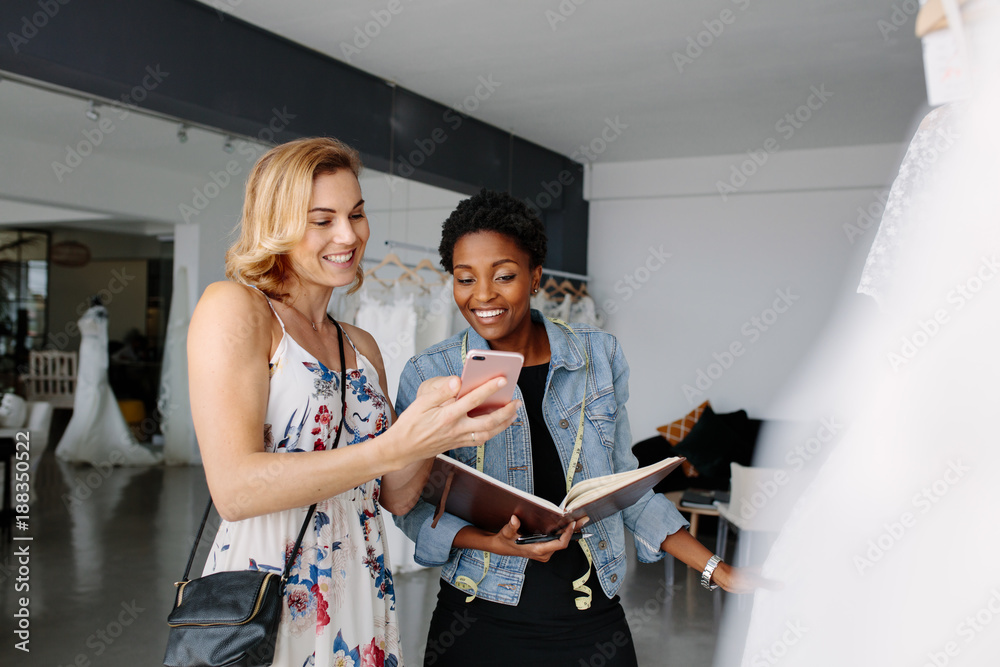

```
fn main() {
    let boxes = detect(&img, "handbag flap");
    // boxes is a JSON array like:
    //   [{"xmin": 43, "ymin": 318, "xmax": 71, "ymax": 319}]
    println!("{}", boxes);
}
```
[{"xmin": 168, "ymin": 571, "xmax": 278, "ymax": 626}]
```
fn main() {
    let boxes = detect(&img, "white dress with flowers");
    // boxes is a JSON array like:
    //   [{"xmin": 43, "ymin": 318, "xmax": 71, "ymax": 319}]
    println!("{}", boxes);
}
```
[{"xmin": 202, "ymin": 301, "xmax": 401, "ymax": 667}]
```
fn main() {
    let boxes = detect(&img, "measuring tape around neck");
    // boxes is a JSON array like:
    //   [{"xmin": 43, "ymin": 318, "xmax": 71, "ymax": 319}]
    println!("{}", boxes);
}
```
[{"xmin": 454, "ymin": 318, "xmax": 594, "ymax": 609}]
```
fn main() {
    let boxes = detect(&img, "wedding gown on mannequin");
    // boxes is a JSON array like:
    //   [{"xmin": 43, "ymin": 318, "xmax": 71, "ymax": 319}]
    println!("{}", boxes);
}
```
[
  {"xmin": 718, "ymin": 15, "xmax": 1000, "ymax": 667},
  {"xmin": 55, "ymin": 305, "xmax": 162, "ymax": 466}
]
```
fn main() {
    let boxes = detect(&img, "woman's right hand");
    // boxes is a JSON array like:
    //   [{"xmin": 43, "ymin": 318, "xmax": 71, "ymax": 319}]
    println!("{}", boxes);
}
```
[
  {"xmin": 385, "ymin": 375, "xmax": 520, "ymax": 468},
  {"xmin": 454, "ymin": 516, "xmax": 579, "ymax": 562}
]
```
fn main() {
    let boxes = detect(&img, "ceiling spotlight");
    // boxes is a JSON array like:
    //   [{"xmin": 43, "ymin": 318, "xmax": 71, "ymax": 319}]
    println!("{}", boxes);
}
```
[
  {"xmin": 177, "ymin": 124, "xmax": 189, "ymax": 143},
  {"xmin": 85, "ymin": 100, "xmax": 100, "ymax": 121},
  {"xmin": 222, "ymin": 135, "xmax": 235, "ymax": 153}
]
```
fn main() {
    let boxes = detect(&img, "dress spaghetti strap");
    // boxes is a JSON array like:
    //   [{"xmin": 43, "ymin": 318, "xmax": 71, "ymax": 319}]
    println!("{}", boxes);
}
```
[{"xmin": 246, "ymin": 284, "xmax": 286, "ymax": 331}]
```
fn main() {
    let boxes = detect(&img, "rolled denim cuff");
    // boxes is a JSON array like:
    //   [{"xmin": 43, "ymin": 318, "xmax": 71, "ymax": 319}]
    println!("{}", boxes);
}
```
[
  {"xmin": 630, "ymin": 492, "xmax": 690, "ymax": 563},
  {"xmin": 413, "ymin": 511, "xmax": 471, "ymax": 568}
]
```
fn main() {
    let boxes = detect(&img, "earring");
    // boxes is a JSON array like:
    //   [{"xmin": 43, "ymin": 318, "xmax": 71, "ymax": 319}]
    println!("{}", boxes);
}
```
[{"xmin": 532, "ymin": 288, "xmax": 539, "ymax": 294}]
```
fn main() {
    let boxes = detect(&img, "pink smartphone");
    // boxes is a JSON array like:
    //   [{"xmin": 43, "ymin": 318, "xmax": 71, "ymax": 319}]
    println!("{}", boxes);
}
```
[{"xmin": 457, "ymin": 349, "xmax": 524, "ymax": 418}]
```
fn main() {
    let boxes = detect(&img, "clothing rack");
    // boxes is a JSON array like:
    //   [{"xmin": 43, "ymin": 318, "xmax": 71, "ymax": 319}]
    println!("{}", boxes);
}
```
[{"xmin": 384, "ymin": 240, "xmax": 590, "ymax": 283}]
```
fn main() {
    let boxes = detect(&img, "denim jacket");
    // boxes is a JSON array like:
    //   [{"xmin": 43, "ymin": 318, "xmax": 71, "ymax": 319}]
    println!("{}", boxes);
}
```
[{"xmin": 392, "ymin": 310, "xmax": 688, "ymax": 606}]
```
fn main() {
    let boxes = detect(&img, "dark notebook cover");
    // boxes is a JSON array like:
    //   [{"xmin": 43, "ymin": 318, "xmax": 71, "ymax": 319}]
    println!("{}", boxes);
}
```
[{"xmin": 421, "ymin": 454, "xmax": 685, "ymax": 535}]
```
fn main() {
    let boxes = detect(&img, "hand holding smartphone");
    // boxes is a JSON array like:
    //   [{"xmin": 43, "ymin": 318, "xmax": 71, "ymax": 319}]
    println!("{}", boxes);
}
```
[{"xmin": 456, "ymin": 349, "xmax": 524, "ymax": 417}]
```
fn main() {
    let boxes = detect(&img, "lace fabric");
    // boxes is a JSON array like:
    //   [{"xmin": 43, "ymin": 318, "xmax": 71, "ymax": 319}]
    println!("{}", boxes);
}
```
[{"xmin": 857, "ymin": 104, "xmax": 962, "ymax": 309}]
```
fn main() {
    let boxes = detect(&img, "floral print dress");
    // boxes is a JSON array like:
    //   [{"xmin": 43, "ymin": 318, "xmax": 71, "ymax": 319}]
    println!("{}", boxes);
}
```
[{"xmin": 203, "ymin": 300, "xmax": 401, "ymax": 667}]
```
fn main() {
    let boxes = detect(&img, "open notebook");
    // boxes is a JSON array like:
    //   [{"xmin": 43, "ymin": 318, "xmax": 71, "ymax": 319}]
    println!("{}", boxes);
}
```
[{"xmin": 421, "ymin": 454, "xmax": 685, "ymax": 536}]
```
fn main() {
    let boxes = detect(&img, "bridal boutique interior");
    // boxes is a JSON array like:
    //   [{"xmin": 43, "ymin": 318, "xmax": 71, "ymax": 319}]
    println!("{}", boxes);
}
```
[{"xmin": 2, "ymin": 1, "xmax": 997, "ymax": 665}]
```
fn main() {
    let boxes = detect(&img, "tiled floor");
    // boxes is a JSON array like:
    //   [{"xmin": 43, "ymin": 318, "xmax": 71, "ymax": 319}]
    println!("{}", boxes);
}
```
[{"xmin": 1, "ymin": 435, "xmax": 750, "ymax": 666}]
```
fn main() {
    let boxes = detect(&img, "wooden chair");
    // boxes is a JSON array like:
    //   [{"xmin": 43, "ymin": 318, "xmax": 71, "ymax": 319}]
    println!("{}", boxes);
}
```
[{"xmin": 20, "ymin": 351, "xmax": 78, "ymax": 409}]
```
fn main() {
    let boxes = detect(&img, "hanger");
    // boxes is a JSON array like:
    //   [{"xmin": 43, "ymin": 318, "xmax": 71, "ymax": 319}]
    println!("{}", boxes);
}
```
[
  {"xmin": 413, "ymin": 258, "xmax": 449, "ymax": 285},
  {"xmin": 916, "ymin": 0, "xmax": 972, "ymax": 37},
  {"xmin": 364, "ymin": 252, "xmax": 422, "ymax": 289}
]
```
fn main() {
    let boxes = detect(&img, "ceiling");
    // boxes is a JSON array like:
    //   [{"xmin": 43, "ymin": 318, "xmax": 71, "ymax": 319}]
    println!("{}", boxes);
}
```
[
  {"xmin": 1, "ymin": 1, "xmax": 930, "ymax": 233},
  {"xmin": 194, "ymin": 0, "xmax": 929, "ymax": 162}
]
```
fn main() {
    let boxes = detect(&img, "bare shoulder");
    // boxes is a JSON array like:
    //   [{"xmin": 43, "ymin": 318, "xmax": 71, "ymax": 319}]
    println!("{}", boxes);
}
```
[{"xmin": 191, "ymin": 281, "xmax": 273, "ymax": 349}]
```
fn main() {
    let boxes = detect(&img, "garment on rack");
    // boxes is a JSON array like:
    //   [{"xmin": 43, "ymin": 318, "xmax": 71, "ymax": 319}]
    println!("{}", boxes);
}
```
[
  {"xmin": 159, "ymin": 266, "xmax": 198, "ymax": 465},
  {"xmin": 414, "ymin": 281, "xmax": 458, "ymax": 356},
  {"xmin": 55, "ymin": 305, "xmax": 162, "ymax": 466},
  {"xmin": 570, "ymin": 294, "xmax": 604, "ymax": 328},
  {"xmin": 354, "ymin": 286, "xmax": 417, "ymax": 405},
  {"xmin": 355, "ymin": 279, "xmax": 457, "ymax": 575}
]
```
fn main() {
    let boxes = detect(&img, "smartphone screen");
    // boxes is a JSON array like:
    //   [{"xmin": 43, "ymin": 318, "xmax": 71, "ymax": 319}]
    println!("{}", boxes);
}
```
[{"xmin": 456, "ymin": 349, "xmax": 524, "ymax": 417}]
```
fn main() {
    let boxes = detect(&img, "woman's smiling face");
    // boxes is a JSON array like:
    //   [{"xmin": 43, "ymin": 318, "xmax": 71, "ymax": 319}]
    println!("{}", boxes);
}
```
[{"xmin": 452, "ymin": 231, "xmax": 542, "ymax": 345}]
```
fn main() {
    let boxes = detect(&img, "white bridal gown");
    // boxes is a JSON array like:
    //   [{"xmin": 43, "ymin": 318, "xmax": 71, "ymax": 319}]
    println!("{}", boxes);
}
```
[
  {"xmin": 55, "ymin": 305, "xmax": 161, "ymax": 466},
  {"xmin": 719, "ymin": 16, "xmax": 1000, "ymax": 667}
]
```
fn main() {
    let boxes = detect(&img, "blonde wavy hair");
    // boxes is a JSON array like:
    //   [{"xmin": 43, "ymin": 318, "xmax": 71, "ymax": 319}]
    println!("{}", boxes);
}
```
[{"xmin": 225, "ymin": 136, "xmax": 365, "ymax": 297}]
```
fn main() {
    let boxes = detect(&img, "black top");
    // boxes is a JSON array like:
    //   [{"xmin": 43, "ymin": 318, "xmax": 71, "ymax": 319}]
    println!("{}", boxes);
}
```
[{"xmin": 438, "ymin": 362, "xmax": 616, "ymax": 618}]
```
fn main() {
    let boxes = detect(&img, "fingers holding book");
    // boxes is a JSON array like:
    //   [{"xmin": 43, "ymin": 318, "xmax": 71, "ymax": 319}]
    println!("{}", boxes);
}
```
[{"xmin": 493, "ymin": 515, "xmax": 582, "ymax": 562}]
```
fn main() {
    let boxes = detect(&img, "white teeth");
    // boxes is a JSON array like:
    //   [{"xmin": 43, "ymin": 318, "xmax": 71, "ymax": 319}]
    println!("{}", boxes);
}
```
[
  {"xmin": 475, "ymin": 309, "xmax": 504, "ymax": 318},
  {"xmin": 324, "ymin": 251, "xmax": 353, "ymax": 263}
]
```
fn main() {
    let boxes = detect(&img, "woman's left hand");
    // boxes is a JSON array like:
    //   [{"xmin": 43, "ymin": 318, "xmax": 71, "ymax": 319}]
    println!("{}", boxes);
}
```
[{"xmin": 711, "ymin": 562, "xmax": 783, "ymax": 594}]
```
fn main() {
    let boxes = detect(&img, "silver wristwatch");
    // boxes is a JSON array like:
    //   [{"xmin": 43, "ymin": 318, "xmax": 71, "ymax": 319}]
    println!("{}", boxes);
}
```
[{"xmin": 700, "ymin": 554, "xmax": 723, "ymax": 591}]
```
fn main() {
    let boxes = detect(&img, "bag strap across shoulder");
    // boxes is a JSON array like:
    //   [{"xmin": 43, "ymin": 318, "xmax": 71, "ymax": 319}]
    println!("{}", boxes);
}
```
[{"xmin": 181, "ymin": 316, "xmax": 349, "ymax": 584}]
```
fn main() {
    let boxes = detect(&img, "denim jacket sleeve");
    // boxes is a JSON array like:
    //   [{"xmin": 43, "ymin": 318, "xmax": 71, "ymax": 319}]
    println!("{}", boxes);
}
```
[
  {"xmin": 391, "ymin": 356, "xmax": 472, "ymax": 567},
  {"xmin": 612, "ymin": 338, "xmax": 690, "ymax": 562}
]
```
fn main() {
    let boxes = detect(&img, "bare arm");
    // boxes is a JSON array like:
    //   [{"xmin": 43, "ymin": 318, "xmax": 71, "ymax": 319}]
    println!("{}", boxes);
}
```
[
  {"xmin": 661, "ymin": 528, "xmax": 779, "ymax": 594},
  {"xmin": 188, "ymin": 282, "xmax": 519, "ymax": 522}
]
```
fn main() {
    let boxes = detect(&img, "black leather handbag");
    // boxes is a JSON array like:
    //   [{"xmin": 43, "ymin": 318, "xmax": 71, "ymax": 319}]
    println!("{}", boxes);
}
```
[{"xmin": 164, "ymin": 318, "xmax": 348, "ymax": 667}]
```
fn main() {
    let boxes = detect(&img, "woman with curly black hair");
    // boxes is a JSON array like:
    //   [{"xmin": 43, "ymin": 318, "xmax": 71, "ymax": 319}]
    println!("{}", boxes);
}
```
[{"xmin": 394, "ymin": 189, "xmax": 767, "ymax": 666}]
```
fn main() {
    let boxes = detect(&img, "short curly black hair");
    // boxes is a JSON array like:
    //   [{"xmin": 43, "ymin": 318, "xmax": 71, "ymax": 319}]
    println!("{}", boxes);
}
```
[{"xmin": 438, "ymin": 189, "xmax": 547, "ymax": 273}]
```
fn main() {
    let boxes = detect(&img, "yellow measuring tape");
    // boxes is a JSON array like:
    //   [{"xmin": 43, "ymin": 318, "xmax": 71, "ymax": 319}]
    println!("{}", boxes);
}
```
[{"xmin": 454, "ymin": 319, "xmax": 594, "ymax": 610}]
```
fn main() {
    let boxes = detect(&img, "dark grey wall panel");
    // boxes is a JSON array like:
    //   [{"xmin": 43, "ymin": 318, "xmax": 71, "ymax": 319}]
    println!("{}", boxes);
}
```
[
  {"xmin": 0, "ymin": 0, "xmax": 587, "ymax": 274},
  {"xmin": 391, "ymin": 87, "xmax": 509, "ymax": 196}
]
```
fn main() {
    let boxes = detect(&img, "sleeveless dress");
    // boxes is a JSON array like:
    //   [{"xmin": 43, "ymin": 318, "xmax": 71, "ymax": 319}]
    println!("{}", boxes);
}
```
[{"xmin": 202, "ymin": 298, "xmax": 402, "ymax": 667}]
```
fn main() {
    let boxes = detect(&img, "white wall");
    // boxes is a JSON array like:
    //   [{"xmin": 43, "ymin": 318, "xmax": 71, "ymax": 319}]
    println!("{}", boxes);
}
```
[{"xmin": 586, "ymin": 143, "xmax": 907, "ymax": 440}]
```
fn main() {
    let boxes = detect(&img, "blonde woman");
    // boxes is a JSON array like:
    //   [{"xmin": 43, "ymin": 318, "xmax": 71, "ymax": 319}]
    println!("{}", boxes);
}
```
[{"xmin": 187, "ymin": 137, "xmax": 518, "ymax": 666}]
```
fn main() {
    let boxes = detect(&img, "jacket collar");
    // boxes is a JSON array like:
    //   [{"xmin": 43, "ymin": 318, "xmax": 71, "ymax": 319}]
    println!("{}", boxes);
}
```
[{"xmin": 463, "ymin": 309, "xmax": 585, "ymax": 372}]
